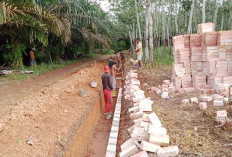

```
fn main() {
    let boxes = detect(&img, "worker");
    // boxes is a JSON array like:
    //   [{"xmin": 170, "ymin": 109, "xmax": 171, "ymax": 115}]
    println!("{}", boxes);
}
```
[
  {"xmin": 102, "ymin": 66, "xmax": 113, "ymax": 119},
  {"xmin": 29, "ymin": 48, "xmax": 37, "ymax": 67},
  {"xmin": 111, "ymin": 62, "xmax": 119, "ymax": 97},
  {"xmin": 115, "ymin": 52, "xmax": 121, "ymax": 69},
  {"xmin": 134, "ymin": 38, "xmax": 143, "ymax": 69},
  {"xmin": 108, "ymin": 56, "xmax": 114, "ymax": 68}
]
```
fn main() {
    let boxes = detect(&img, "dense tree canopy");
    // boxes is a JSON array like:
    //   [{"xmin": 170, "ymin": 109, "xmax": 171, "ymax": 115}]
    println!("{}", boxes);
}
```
[{"xmin": 0, "ymin": 0, "xmax": 231, "ymax": 68}]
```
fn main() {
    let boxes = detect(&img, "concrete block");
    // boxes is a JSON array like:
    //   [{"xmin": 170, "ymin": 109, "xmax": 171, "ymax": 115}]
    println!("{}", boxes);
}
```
[
  {"xmin": 121, "ymin": 138, "xmax": 134, "ymax": 151},
  {"xmin": 130, "ymin": 112, "xmax": 143, "ymax": 120},
  {"xmin": 140, "ymin": 121, "xmax": 150, "ymax": 131},
  {"xmin": 200, "ymin": 95, "xmax": 213, "ymax": 102},
  {"xmin": 216, "ymin": 110, "xmax": 227, "ymax": 124},
  {"xmin": 161, "ymin": 92, "xmax": 169, "ymax": 99},
  {"xmin": 157, "ymin": 145, "xmax": 179, "ymax": 157},
  {"xmin": 142, "ymin": 114, "xmax": 150, "ymax": 122},
  {"xmin": 156, "ymin": 90, "xmax": 162, "ymax": 95},
  {"xmin": 213, "ymin": 100, "xmax": 224, "ymax": 106},
  {"xmin": 149, "ymin": 133, "xmax": 169, "ymax": 146},
  {"xmin": 139, "ymin": 98, "xmax": 153, "ymax": 112},
  {"xmin": 131, "ymin": 151, "xmax": 148, "ymax": 157},
  {"xmin": 190, "ymin": 97, "xmax": 198, "ymax": 104},
  {"xmin": 148, "ymin": 113, "xmax": 162, "ymax": 127},
  {"xmin": 119, "ymin": 144, "xmax": 138, "ymax": 157},
  {"xmin": 131, "ymin": 132, "xmax": 150, "ymax": 142},
  {"xmin": 141, "ymin": 141, "xmax": 161, "ymax": 153},
  {"xmin": 181, "ymin": 99, "xmax": 190, "ymax": 104},
  {"xmin": 133, "ymin": 118, "xmax": 143, "ymax": 124},
  {"xmin": 128, "ymin": 106, "xmax": 139, "ymax": 113},
  {"xmin": 199, "ymin": 102, "xmax": 207, "ymax": 110},
  {"xmin": 148, "ymin": 124, "xmax": 167, "ymax": 135},
  {"xmin": 128, "ymin": 123, "xmax": 140, "ymax": 133},
  {"xmin": 132, "ymin": 127, "xmax": 145, "ymax": 134}
]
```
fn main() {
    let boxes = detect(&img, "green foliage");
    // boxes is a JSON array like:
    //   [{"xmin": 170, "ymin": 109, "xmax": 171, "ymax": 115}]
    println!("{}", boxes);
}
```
[
  {"xmin": 154, "ymin": 46, "xmax": 173, "ymax": 66},
  {"xmin": 3, "ymin": 60, "xmax": 79, "ymax": 80},
  {"xmin": 4, "ymin": 44, "xmax": 26, "ymax": 69}
]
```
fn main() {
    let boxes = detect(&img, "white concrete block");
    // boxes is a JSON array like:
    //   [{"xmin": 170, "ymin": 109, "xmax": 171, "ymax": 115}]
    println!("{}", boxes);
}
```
[
  {"xmin": 161, "ymin": 92, "xmax": 169, "ymax": 99},
  {"xmin": 142, "ymin": 114, "xmax": 150, "ymax": 122},
  {"xmin": 130, "ymin": 151, "xmax": 148, "ymax": 157},
  {"xmin": 120, "ymin": 144, "xmax": 139, "ymax": 157},
  {"xmin": 141, "ymin": 141, "xmax": 161, "ymax": 153},
  {"xmin": 139, "ymin": 98, "xmax": 153, "ymax": 112},
  {"xmin": 148, "ymin": 124, "xmax": 167, "ymax": 135},
  {"xmin": 130, "ymin": 112, "xmax": 143, "ymax": 120},
  {"xmin": 213, "ymin": 100, "xmax": 224, "ymax": 106},
  {"xmin": 190, "ymin": 97, "xmax": 198, "ymax": 104},
  {"xmin": 148, "ymin": 113, "xmax": 162, "ymax": 127},
  {"xmin": 131, "ymin": 132, "xmax": 149, "ymax": 142},
  {"xmin": 132, "ymin": 127, "xmax": 145, "ymax": 134},
  {"xmin": 149, "ymin": 133, "xmax": 169, "ymax": 146},
  {"xmin": 121, "ymin": 138, "xmax": 134, "ymax": 151},
  {"xmin": 128, "ymin": 106, "xmax": 139, "ymax": 113},
  {"xmin": 157, "ymin": 145, "xmax": 179, "ymax": 157},
  {"xmin": 133, "ymin": 118, "xmax": 143, "ymax": 124},
  {"xmin": 140, "ymin": 121, "xmax": 150, "ymax": 131},
  {"xmin": 181, "ymin": 99, "xmax": 190, "ymax": 104}
]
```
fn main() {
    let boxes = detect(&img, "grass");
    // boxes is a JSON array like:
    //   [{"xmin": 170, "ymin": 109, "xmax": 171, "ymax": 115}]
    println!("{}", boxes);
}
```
[
  {"xmin": 1, "ymin": 60, "xmax": 80, "ymax": 80},
  {"xmin": 154, "ymin": 46, "xmax": 173, "ymax": 66}
]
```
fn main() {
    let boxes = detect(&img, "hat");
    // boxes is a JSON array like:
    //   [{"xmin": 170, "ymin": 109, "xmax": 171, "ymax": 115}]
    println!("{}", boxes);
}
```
[
  {"xmin": 32, "ymin": 48, "xmax": 36, "ymax": 50},
  {"xmin": 104, "ymin": 66, "xmax": 110, "ymax": 72}
]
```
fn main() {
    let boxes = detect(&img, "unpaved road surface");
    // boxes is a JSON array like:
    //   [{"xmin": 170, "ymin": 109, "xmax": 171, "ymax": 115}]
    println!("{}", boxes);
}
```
[
  {"xmin": 0, "ymin": 55, "xmax": 110, "ymax": 115},
  {"xmin": 0, "ymin": 55, "xmax": 111, "ymax": 156}
]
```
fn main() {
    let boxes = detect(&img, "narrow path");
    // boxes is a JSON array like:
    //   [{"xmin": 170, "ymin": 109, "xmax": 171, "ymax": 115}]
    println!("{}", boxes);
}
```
[
  {"xmin": 85, "ymin": 98, "xmax": 116, "ymax": 157},
  {"xmin": 0, "ymin": 55, "xmax": 110, "ymax": 115}
]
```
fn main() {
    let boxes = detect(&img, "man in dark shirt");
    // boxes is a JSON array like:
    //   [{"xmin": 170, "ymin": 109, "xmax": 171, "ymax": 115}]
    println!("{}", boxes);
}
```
[
  {"xmin": 108, "ymin": 56, "xmax": 114, "ymax": 68},
  {"xmin": 102, "ymin": 66, "xmax": 113, "ymax": 119}
]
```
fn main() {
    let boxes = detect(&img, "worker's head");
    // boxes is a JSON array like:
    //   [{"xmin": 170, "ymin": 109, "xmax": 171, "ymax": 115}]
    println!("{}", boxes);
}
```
[
  {"xmin": 104, "ymin": 66, "xmax": 110, "ymax": 73},
  {"xmin": 32, "ymin": 48, "xmax": 36, "ymax": 51},
  {"xmin": 136, "ymin": 38, "xmax": 140, "ymax": 43},
  {"xmin": 110, "ymin": 56, "xmax": 113, "ymax": 59}
]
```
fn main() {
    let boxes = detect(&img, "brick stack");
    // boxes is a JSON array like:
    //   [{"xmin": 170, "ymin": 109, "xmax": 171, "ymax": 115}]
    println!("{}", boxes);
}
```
[
  {"xmin": 172, "ymin": 23, "xmax": 232, "ymax": 94},
  {"xmin": 121, "ymin": 70, "xmax": 179, "ymax": 157}
]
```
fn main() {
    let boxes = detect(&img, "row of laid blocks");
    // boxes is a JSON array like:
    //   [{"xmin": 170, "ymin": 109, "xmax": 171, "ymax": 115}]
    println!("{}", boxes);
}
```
[{"xmin": 106, "ymin": 88, "xmax": 123, "ymax": 157}]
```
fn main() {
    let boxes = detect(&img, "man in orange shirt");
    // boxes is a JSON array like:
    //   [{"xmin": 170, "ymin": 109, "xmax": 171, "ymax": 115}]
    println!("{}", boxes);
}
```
[
  {"xmin": 29, "ymin": 48, "xmax": 37, "ymax": 67},
  {"xmin": 134, "ymin": 38, "xmax": 143, "ymax": 69}
]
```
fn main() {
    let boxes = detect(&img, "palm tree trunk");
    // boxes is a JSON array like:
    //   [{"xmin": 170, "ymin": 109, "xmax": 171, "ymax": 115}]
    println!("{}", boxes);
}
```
[
  {"xmin": 187, "ymin": 0, "xmax": 195, "ymax": 34},
  {"xmin": 202, "ymin": 0, "xmax": 206, "ymax": 23},
  {"xmin": 213, "ymin": 0, "xmax": 219, "ymax": 30},
  {"xmin": 135, "ymin": 0, "xmax": 142, "ymax": 40}
]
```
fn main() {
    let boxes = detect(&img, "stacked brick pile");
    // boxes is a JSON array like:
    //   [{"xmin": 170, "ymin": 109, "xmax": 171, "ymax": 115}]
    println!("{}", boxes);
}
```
[
  {"xmin": 121, "ymin": 70, "xmax": 179, "ymax": 157},
  {"xmin": 172, "ymin": 23, "xmax": 232, "ymax": 95}
]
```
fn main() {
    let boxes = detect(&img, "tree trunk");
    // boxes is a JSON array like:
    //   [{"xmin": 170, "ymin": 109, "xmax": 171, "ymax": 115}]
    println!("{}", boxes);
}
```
[
  {"xmin": 145, "ymin": 9, "xmax": 149, "ymax": 62},
  {"xmin": 202, "ymin": 0, "xmax": 206, "ymax": 23},
  {"xmin": 175, "ymin": 1, "xmax": 179, "ymax": 35},
  {"xmin": 135, "ymin": 0, "xmax": 142, "ymax": 40},
  {"xmin": 146, "ymin": 0, "xmax": 154, "ymax": 63},
  {"xmin": 187, "ymin": 0, "xmax": 195, "ymax": 34},
  {"xmin": 213, "ymin": 0, "xmax": 219, "ymax": 30},
  {"xmin": 129, "ymin": 31, "xmax": 135, "ymax": 54},
  {"xmin": 221, "ymin": 14, "xmax": 224, "ymax": 30},
  {"xmin": 162, "ymin": 7, "xmax": 166, "ymax": 45}
]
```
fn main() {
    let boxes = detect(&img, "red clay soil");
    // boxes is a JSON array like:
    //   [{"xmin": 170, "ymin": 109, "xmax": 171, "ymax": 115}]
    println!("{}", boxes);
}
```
[
  {"xmin": 0, "ymin": 56, "xmax": 111, "ymax": 156},
  {"xmin": 85, "ymin": 98, "xmax": 116, "ymax": 157},
  {"xmin": 0, "ymin": 55, "xmax": 110, "ymax": 115}
]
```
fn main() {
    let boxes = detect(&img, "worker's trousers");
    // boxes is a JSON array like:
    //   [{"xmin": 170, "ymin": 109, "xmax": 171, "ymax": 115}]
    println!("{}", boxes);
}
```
[{"xmin": 103, "ymin": 89, "xmax": 113, "ymax": 113}]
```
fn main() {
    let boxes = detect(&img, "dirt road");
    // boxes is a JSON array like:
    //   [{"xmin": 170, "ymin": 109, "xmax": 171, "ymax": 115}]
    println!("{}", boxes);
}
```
[{"xmin": 0, "ymin": 55, "xmax": 110, "ymax": 115}]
